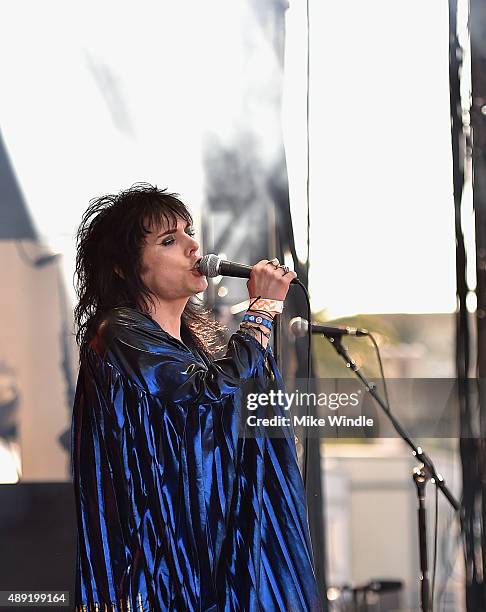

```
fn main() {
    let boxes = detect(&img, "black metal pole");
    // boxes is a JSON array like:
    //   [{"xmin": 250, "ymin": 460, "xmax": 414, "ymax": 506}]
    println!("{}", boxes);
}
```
[{"xmin": 413, "ymin": 466, "xmax": 431, "ymax": 612}]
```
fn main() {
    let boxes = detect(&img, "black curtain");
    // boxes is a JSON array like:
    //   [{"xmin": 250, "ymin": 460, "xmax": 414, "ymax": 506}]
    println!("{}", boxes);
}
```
[{"xmin": 453, "ymin": 0, "xmax": 486, "ymax": 608}]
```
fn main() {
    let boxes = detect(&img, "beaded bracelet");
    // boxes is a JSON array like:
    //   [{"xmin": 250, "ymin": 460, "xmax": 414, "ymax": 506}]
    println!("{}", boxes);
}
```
[
  {"xmin": 246, "ymin": 308, "xmax": 276, "ymax": 321},
  {"xmin": 242, "ymin": 313, "xmax": 273, "ymax": 330}
]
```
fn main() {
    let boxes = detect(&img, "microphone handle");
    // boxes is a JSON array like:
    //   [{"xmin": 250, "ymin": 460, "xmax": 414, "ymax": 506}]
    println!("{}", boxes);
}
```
[
  {"xmin": 219, "ymin": 260, "xmax": 299, "ymax": 284},
  {"xmin": 219, "ymin": 260, "xmax": 253, "ymax": 279},
  {"xmin": 313, "ymin": 324, "xmax": 368, "ymax": 337}
]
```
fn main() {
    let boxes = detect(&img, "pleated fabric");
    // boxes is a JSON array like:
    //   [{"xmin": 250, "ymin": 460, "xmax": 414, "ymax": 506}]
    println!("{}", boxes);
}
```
[{"xmin": 71, "ymin": 307, "xmax": 322, "ymax": 611}]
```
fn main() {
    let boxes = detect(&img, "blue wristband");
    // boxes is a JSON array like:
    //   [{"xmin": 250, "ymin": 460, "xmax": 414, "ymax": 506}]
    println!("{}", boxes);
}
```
[{"xmin": 242, "ymin": 313, "xmax": 273, "ymax": 330}]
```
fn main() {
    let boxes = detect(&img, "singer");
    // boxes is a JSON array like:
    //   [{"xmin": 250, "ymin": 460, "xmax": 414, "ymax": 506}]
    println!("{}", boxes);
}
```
[{"xmin": 71, "ymin": 183, "xmax": 322, "ymax": 611}]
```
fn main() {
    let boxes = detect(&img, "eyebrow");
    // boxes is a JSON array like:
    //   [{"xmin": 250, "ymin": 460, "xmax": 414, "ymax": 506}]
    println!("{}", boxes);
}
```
[{"xmin": 156, "ymin": 222, "xmax": 191, "ymax": 239}]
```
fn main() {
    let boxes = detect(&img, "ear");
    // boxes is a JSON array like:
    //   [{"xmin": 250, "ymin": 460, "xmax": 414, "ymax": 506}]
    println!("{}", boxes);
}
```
[{"xmin": 114, "ymin": 266, "xmax": 125, "ymax": 279}]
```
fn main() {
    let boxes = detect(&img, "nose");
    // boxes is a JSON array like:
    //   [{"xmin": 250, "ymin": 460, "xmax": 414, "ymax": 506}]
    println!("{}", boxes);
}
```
[{"xmin": 186, "ymin": 234, "xmax": 200, "ymax": 257}]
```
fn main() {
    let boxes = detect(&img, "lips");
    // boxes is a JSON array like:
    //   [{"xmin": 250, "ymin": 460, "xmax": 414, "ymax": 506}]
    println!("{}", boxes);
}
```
[{"xmin": 191, "ymin": 258, "xmax": 203, "ymax": 271}]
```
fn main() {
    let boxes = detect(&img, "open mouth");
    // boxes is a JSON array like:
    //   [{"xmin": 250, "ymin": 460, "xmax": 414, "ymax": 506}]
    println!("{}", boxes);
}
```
[{"xmin": 191, "ymin": 258, "xmax": 203, "ymax": 271}]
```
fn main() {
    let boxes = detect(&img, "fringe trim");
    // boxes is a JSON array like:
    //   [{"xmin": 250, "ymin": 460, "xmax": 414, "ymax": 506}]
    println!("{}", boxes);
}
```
[{"xmin": 75, "ymin": 593, "xmax": 146, "ymax": 612}]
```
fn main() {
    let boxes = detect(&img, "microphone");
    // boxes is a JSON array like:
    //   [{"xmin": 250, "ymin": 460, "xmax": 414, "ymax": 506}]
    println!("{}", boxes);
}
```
[
  {"xmin": 289, "ymin": 317, "xmax": 369, "ymax": 338},
  {"xmin": 197, "ymin": 253, "xmax": 299, "ymax": 284}
]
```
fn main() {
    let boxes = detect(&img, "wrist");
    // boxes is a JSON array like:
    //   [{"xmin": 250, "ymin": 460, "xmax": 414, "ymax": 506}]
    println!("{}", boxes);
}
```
[
  {"xmin": 239, "ymin": 324, "xmax": 270, "ymax": 348},
  {"xmin": 242, "ymin": 312, "xmax": 273, "ymax": 330},
  {"xmin": 248, "ymin": 297, "xmax": 284, "ymax": 315},
  {"xmin": 239, "ymin": 309, "xmax": 273, "ymax": 348}
]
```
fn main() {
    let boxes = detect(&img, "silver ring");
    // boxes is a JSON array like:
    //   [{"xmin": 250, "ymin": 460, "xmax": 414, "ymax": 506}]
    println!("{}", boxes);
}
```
[{"xmin": 279, "ymin": 265, "xmax": 290, "ymax": 274}]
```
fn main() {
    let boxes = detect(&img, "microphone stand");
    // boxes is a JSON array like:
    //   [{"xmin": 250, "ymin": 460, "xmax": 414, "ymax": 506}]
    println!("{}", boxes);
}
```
[{"xmin": 324, "ymin": 335, "xmax": 460, "ymax": 612}]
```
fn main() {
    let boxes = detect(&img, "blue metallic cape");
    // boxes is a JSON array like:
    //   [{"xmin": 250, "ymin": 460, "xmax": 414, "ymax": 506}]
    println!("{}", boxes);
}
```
[{"xmin": 72, "ymin": 307, "xmax": 322, "ymax": 611}]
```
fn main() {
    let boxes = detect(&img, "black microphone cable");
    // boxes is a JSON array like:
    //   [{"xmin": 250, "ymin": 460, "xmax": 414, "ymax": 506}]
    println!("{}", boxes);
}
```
[
  {"xmin": 293, "ymin": 279, "xmax": 312, "ymax": 491},
  {"xmin": 367, "ymin": 331, "xmax": 391, "ymax": 412}
]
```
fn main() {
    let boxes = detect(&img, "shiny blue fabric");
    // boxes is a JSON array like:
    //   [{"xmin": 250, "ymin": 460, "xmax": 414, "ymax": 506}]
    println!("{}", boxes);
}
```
[{"xmin": 71, "ymin": 307, "xmax": 322, "ymax": 611}]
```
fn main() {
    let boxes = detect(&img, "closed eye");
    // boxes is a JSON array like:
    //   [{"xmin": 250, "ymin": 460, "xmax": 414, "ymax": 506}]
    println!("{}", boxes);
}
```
[{"xmin": 160, "ymin": 226, "xmax": 196, "ymax": 246}]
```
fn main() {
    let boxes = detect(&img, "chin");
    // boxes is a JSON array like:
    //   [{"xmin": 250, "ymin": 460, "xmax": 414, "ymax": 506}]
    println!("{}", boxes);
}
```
[{"xmin": 189, "ymin": 278, "xmax": 208, "ymax": 295}]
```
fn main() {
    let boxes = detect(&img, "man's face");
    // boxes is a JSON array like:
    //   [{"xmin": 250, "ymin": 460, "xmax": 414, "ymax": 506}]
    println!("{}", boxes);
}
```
[{"xmin": 139, "ymin": 216, "xmax": 208, "ymax": 302}]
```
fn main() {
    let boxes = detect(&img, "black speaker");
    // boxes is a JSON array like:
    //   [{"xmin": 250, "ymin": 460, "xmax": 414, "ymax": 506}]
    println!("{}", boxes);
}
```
[{"xmin": 0, "ymin": 482, "xmax": 76, "ymax": 611}]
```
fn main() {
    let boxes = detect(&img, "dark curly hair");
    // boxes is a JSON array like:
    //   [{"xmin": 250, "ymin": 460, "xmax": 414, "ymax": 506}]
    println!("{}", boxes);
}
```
[{"xmin": 74, "ymin": 182, "xmax": 225, "ymax": 357}]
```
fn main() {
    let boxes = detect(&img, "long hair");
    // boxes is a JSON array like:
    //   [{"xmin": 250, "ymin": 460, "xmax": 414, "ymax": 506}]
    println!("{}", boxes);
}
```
[{"xmin": 74, "ymin": 183, "xmax": 225, "ymax": 357}]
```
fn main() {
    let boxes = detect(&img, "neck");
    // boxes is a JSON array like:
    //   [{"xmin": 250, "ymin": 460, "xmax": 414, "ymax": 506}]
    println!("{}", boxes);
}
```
[{"xmin": 149, "ymin": 297, "xmax": 188, "ymax": 342}]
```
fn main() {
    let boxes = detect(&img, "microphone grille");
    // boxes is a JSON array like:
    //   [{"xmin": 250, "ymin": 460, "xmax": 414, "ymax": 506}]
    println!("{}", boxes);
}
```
[
  {"xmin": 198, "ymin": 254, "xmax": 221, "ymax": 278},
  {"xmin": 289, "ymin": 317, "xmax": 308, "ymax": 338}
]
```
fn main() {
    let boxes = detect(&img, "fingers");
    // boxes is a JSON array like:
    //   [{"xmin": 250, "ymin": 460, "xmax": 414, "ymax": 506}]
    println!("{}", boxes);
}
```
[
  {"xmin": 252, "ymin": 260, "xmax": 296, "ymax": 277},
  {"xmin": 266, "ymin": 260, "xmax": 297, "ymax": 283},
  {"xmin": 254, "ymin": 259, "xmax": 278, "ymax": 269},
  {"xmin": 282, "ymin": 269, "xmax": 297, "ymax": 283},
  {"xmin": 255, "ymin": 258, "xmax": 282, "ymax": 269},
  {"xmin": 253, "ymin": 259, "xmax": 282, "ymax": 276},
  {"xmin": 248, "ymin": 259, "xmax": 297, "ymax": 297}
]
